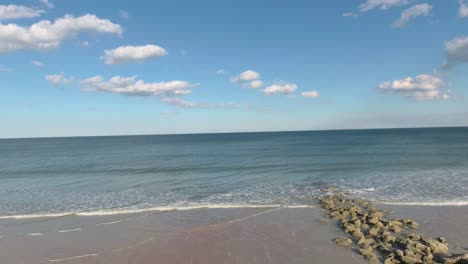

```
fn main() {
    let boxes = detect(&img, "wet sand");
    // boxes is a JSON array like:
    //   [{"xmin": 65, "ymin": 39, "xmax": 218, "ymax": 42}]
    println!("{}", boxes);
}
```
[{"xmin": 0, "ymin": 205, "xmax": 466, "ymax": 264}]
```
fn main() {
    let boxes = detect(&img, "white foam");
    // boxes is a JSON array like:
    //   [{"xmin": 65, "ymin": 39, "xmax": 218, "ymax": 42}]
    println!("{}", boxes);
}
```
[
  {"xmin": 378, "ymin": 201, "xmax": 468, "ymax": 206},
  {"xmin": 58, "ymin": 228, "xmax": 82, "ymax": 233},
  {"xmin": 25, "ymin": 233, "xmax": 44, "ymax": 236},
  {"xmin": 48, "ymin": 253, "xmax": 99, "ymax": 262},
  {"xmin": 0, "ymin": 204, "xmax": 315, "ymax": 219},
  {"xmin": 0, "ymin": 212, "xmax": 71, "ymax": 220}
]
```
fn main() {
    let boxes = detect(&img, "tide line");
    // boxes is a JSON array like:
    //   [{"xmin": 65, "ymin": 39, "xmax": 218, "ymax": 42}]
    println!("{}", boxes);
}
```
[{"xmin": 48, "ymin": 254, "xmax": 99, "ymax": 262}]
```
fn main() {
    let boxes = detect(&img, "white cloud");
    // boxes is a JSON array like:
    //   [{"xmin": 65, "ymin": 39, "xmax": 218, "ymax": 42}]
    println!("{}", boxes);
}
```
[
  {"xmin": 443, "ymin": 36, "xmax": 468, "ymax": 68},
  {"xmin": 0, "ymin": 14, "xmax": 122, "ymax": 53},
  {"xmin": 459, "ymin": 0, "xmax": 468, "ymax": 17},
  {"xmin": 263, "ymin": 82, "xmax": 298, "ymax": 95},
  {"xmin": 359, "ymin": 0, "xmax": 410, "ymax": 12},
  {"xmin": 216, "ymin": 69, "xmax": 226, "ymax": 75},
  {"xmin": 342, "ymin": 12, "xmax": 358, "ymax": 17},
  {"xmin": 393, "ymin": 3, "xmax": 432, "ymax": 28},
  {"xmin": 80, "ymin": 41, "xmax": 89, "ymax": 47},
  {"xmin": 31, "ymin": 60, "xmax": 44, "ymax": 67},
  {"xmin": 301, "ymin": 91, "xmax": 320, "ymax": 98},
  {"xmin": 162, "ymin": 98, "xmax": 201, "ymax": 108},
  {"xmin": 231, "ymin": 70, "xmax": 261, "ymax": 83},
  {"xmin": 0, "ymin": 5, "xmax": 44, "ymax": 20},
  {"xmin": 80, "ymin": 75, "xmax": 195, "ymax": 97},
  {"xmin": 120, "ymin": 10, "xmax": 129, "ymax": 19},
  {"xmin": 39, "ymin": 0, "xmax": 54, "ymax": 9},
  {"xmin": 45, "ymin": 73, "xmax": 73, "ymax": 86},
  {"xmin": 102, "ymin": 45, "xmax": 167, "ymax": 64},
  {"xmin": 248, "ymin": 80, "xmax": 264, "ymax": 89},
  {"xmin": 379, "ymin": 74, "xmax": 451, "ymax": 100}
]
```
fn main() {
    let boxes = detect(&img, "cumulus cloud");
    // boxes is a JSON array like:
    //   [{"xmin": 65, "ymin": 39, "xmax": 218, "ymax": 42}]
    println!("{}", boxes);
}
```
[
  {"xmin": 393, "ymin": 3, "xmax": 432, "ymax": 28},
  {"xmin": 248, "ymin": 80, "xmax": 264, "ymax": 89},
  {"xmin": 378, "ymin": 74, "xmax": 451, "ymax": 100},
  {"xmin": 0, "ymin": 5, "xmax": 44, "ymax": 20},
  {"xmin": 301, "ymin": 91, "xmax": 320, "ymax": 98},
  {"xmin": 443, "ymin": 36, "xmax": 468, "ymax": 69},
  {"xmin": 231, "ymin": 70, "xmax": 264, "ymax": 89},
  {"xmin": 359, "ymin": 0, "xmax": 410, "ymax": 12},
  {"xmin": 31, "ymin": 60, "xmax": 44, "ymax": 67},
  {"xmin": 102, "ymin": 45, "xmax": 167, "ymax": 64},
  {"xmin": 459, "ymin": 0, "xmax": 468, "ymax": 17},
  {"xmin": 231, "ymin": 70, "xmax": 261, "ymax": 82},
  {"xmin": 263, "ymin": 82, "xmax": 298, "ymax": 95},
  {"xmin": 0, "ymin": 14, "xmax": 122, "ymax": 53},
  {"xmin": 45, "ymin": 73, "xmax": 73, "ymax": 86},
  {"xmin": 80, "ymin": 75, "xmax": 195, "ymax": 97},
  {"xmin": 39, "ymin": 0, "xmax": 54, "ymax": 9}
]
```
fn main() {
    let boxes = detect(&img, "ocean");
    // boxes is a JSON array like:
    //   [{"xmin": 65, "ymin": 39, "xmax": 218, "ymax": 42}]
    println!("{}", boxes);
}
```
[{"xmin": 0, "ymin": 127, "xmax": 467, "ymax": 219}]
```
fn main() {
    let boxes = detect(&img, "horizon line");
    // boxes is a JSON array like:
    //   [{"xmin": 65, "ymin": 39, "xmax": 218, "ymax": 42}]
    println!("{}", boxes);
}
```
[{"xmin": 1, "ymin": 125, "xmax": 467, "ymax": 140}]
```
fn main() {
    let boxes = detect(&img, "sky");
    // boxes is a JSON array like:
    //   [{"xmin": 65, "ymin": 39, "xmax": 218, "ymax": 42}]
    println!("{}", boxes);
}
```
[{"xmin": 0, "ymin": 0, "xmax": 468, "ymax": 138}]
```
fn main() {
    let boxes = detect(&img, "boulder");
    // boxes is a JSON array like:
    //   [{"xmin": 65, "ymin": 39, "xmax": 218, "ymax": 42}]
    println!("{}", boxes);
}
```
[
  {"xmin": 335, "ymin": 237, "xmax": 353, "ymax": 247},
  {"xmin": 426, "ymin": 238, "xmax": 449, "ymax": 255}
]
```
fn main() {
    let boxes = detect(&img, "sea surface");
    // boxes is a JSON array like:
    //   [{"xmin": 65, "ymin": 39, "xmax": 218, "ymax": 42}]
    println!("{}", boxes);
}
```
[{"xmin": 0, "ymin": 127, "xmax": 467, "ymax": 218}]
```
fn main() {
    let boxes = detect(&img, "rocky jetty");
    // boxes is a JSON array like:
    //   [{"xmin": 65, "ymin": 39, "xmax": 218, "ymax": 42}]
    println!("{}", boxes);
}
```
[{"xmin": 317, "ymin": 190, "xmax": 468, "ymax": 264}]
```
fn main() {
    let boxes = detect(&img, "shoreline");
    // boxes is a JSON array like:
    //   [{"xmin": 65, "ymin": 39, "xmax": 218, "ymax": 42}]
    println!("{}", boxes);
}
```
[{"xmin": 0, "ymin": 201, "xmax": 466, "ymax": 263}]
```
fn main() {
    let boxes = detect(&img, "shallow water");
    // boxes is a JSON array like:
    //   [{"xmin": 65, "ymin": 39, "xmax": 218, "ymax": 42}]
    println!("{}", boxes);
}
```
[{"xmin": 0, "ymin": 127, "xmax": 467, "ymax": 218}]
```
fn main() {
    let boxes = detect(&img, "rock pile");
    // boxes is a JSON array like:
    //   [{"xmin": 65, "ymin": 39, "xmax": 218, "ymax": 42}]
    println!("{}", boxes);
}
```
[{"xmin": 317, "ymin": 191, "xmax": 468, "ymax": 264}]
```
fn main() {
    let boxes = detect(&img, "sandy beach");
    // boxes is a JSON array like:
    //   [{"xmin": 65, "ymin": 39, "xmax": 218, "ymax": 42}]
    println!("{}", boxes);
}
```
[{"xmin": 0, "ymin": 205, "xmax": 466, "ymax": 264}]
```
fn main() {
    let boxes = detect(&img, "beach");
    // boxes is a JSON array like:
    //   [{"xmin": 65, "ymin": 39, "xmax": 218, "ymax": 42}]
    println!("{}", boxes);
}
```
[
  {"xmin": 0, "ymin": 129, "xmax": 467, "ymax": 263},
  {"xmin": 0, "ymin": 204, "xmax": 466, "ymax": 263}
]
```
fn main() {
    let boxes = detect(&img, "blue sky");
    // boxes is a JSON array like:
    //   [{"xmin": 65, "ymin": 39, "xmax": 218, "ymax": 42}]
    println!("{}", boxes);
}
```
[{"xmin": 0, "ymin": 0, "xmax": 467, "ymax": 138}]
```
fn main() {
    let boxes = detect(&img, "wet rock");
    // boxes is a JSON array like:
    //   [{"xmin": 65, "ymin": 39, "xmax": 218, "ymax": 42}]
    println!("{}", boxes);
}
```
[
  {"xmin": 403, "ymin": 219, "xmax": 419, "ymax": 229},
  {"xmin": 390, "ymin": 225, "xmax": 402, "ymax": 233},
  {"xmin": 407, "ymin": 233, "xmax": 421, "ymax": 241},
  {"xmin": 359, "ymin": 247, "xmax": 380, "ymax": 264},
  {"xmin": 369, "ymin": 227, "xmax": 380, "ymax": 237},
  {"xmin": 400, "ymin": 255, "xmax": 422, "ymax": 264},
  {"xmin": 383, "ymin": 234, "xmax": 396, "ymax": 244},
  {"xmin": 426, "ymin": 238, "xmax": 449, "ymax": 255},
  {"xmin": 443, "ymin": 253, "xmax": 468, "ymax": 264},
  {"xmin": 358, "ymin": 238, "xmax": 375, "ymax": 247},
  {"xmin": 368, "ymin": 216, "xmax": 379, "ymax": 224},
  {"xmin": 352, "ymin": 229, "xmax": 365, "ymax": 240},
  {"xmin": 335, "ymin": 237, "xmax": 353, "ymax": 247}
]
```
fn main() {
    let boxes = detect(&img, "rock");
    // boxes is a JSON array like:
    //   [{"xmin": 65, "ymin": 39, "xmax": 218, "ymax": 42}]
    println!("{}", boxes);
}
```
[
  {"xmin": 443, "ymin": 253, "xmax": 468, "ymax": 264},
  {"xmin": 358, "ymin": 238, "xmax": 375, "ymax": 247},
  {"xmin": 335, "ymin": 237, "xmax": 353, "ymax": 247},
  {"xmin": 369, "ymin": 227, "xmax": 380, "ymax": 237},
  {"xmin": 391, "ymin": 220, "xmax": 404, "ymax": 227},
  {"xmin": 383, "ymin": 234, "xmax": 396, "ymax": 244},
  {"xmin": 354, "ymin": 219, "xmax": 362, "ymax": 228},
  {"xmin": 426, "ymin": 238, "xmax": 449, "ymax": 255},
  {"xmin": 368, "ymin": 216, "xmax": 379, "ymax": 224},
  {"xmin": 407, "ymin": 233, "xmax": 421, "ymax": 241},
  {"xmin": 390, "ymin": 225, "xmax": 402, "ymax": 233},
  {"xmin": 352, "ymin": 229, "xmax": 365, "ymax": 240},
  {"xmin": 403, "ymin": 219, "xmax": 419, "ymax": 229},
  {"xmin": 401, "ymin": 255, "xmax": 422, "ymax": 264},
  {"xmin": 359, "ymin": 247, "xmax": 380, "ymax": 264},
  {"xmin": 361, "ymin": 223, "xmax": 370, "ymax": 230},
  {"xmin": 375, "ymin": 221, "xmax": 385, "ymax": 229},
  {"xmin": 385, "ymin": 255, "xmax": 401, "ymax": 264},
  {"xmin": 437, "ymin": 237, "xmax": 446, "ymax": 243}
]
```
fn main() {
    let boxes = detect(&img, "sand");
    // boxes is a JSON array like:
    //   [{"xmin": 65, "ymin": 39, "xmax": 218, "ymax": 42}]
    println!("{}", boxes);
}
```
[{"xmin": 0, "ymin": 205, "xmax": 466, "ymax": 264}]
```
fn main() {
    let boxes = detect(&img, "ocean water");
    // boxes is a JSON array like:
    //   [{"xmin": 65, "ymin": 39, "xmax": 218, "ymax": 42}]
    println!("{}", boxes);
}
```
[{"xmin": 0, "ymin": 127, "xmax": 467, "ymax": 218}]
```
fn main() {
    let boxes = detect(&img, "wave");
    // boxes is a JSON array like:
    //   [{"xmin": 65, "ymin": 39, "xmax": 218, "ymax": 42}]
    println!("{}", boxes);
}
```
[
  {"xmin": 377, "ymin": 200, "xmax": 468, "ymax": 206},
  {"xmin": 0, "ymin": 203, "xmax": 315, "ymax": 220}
]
